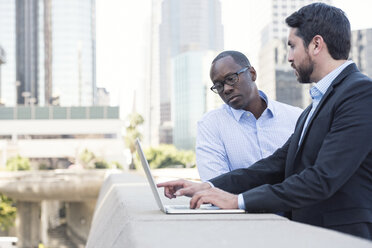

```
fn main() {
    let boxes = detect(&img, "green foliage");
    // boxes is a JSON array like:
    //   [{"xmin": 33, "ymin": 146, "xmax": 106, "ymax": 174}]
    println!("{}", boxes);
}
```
[
  {"xmin": 78, "ymin": 149, "xmax": 121, "ymax": 169},
  {"xmin": 38, "ymin": 163, "xmax": 52, "ymax": 170},
  {"xmin": 94, "ymin": 160, "xmax": 110, "ymax": 169},
  {"xmin": 1, "ymin": 156, "xmax": 24, "ymax": 231},
  {"xmin": 6, "ymin": 155, "xmax": 30, "ymax": 171},
  {"xmin": 142, "ymin": 144, "xmax": 195, "ymax": 169},
  {"xmin": 0, "ymin": 194, "xmax": 16, "ymax": 231},
  {"xmin": 79, "ymin": 149, "xmax": 96, "ymax": 168},
  {"xmin": 124, "ymin": 112, "xmax": 144, "ymax": 169}
]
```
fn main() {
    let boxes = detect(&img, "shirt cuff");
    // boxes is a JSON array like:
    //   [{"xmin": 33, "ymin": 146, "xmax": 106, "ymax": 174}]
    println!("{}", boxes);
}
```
[
  {"xmin": 206, "ymin": 181, "xmax": 214, "ymax": 188},
  {"xmin": 238, "ymin": 194, "xmax": 246, "ymax": 210}
]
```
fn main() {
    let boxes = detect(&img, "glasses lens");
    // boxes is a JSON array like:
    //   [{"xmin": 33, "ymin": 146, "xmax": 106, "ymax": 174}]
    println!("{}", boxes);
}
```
[
  {"xmin": 225, "ymin": 74, "xmax": 238, "ymax": 86},
  {"xmin": 211, "ymin": 83, "xmax": 223, "ymax": 94}
]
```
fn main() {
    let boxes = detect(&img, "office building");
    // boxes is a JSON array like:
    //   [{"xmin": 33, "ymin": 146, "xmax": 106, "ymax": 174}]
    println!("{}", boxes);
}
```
[
  {"xmin": 172, "ymin": 50, "xmax": 221, "ymax": 150},
  {"xmin": 0, "ymin": 0, "xmax": 16, "ymax": 105},
  {"xmin": 96, "ymin": 87, "xmax": 110, "ymax": 106},
  {"xmin": 256, "ymin": 0, "xmax": 331, "ymax": 108},
  {"xmin": 158, "ymin": 0, "xmax": 224, "ymax": 144},
  {"xmin": 258, "ymin": 38, "xmax": 311, "ymax": 108},
  {"xmin": 143, "ymin": 0, "xmax": 161, "ymax": 147},
  {"xmin": 350, "ymin": 28, "xmax": 372, "ymax": 78},
  {"xmin": 0, "ymin": 0, "xmax": 96, "ymax": 106},
  {"xmin": 16, "ymin": 0, "xmax": 39, "ymax": 105},
  {"xmin": 51, "ymin": 0, "xmax": 96, "ymax": 106}
]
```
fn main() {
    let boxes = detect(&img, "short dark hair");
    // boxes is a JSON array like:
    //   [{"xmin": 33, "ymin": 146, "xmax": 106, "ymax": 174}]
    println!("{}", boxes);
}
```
[
  {"xmin": 212, "ymin": 50, "xmax": 251, "ymax": 68},
  {"xmin": 285, "ymin": 2, "xmax": 350, "ymax": 60}
]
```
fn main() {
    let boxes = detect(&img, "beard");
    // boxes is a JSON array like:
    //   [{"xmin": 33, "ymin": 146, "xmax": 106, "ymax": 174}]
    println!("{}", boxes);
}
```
[{"xmin": 293, "ymin": 54, "xmax": 314, "ymax": 84}]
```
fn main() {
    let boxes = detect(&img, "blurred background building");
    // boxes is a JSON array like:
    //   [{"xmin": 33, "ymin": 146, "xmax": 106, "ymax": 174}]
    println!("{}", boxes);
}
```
[
  {"xmin": 157, "ymin": 0, "xmax": 224, "ymax": 146},
  {"xmin": 0, "ymin": 0, "xmax": 96, "ymax": 107},
  {"xmin": 172, "ymin": 50, "xmax": 221, "ymax": 150},
  {"xmin": 0, "ymin": 0, "xmax": 124, "ymax": 170},
  {"xmin": 256, "ymin": 0, "xmax": 331, "ymax": 108},
  {"xmin": 0, "ymin": 0, "xmax": 16, "ymax": 106},
  {"xmin": 350, "ymin": 28, "xmax": 372, "ymax": 78}
]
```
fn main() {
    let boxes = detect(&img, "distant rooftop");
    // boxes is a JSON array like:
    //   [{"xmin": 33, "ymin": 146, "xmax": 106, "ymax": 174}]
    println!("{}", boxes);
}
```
[{"xmin": 0, "ymin": 106, "xmax": 119, "ymax": 120}]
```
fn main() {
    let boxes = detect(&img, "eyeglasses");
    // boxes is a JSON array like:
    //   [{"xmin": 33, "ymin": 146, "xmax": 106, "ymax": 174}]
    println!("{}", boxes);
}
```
[{"xmin": 210, "ymin": 67, "xmax": 249, "ymax": 94}]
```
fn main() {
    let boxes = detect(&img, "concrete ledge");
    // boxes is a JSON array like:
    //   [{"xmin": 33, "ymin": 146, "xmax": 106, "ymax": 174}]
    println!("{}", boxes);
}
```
[{"xmin": 86, "ymin": 173, "xmax": 372, "ymax": 248}]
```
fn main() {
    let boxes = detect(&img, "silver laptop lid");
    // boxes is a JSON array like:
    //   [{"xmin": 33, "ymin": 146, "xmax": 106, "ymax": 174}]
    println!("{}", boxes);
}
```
[{"xmin": 135, "ymin": 138, "xmax": 166, "ymax": 212}]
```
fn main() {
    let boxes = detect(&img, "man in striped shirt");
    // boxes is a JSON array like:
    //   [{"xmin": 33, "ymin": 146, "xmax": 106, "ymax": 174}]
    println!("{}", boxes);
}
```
[{"xmin": 197, "ymin": 51, "xmax": 302, "ymax": 181}]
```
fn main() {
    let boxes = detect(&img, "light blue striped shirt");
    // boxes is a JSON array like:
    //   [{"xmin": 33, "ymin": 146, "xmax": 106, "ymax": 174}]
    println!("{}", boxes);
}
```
[{"xmin": 196, "ymin": 91, "xmax": 302, "ymax": 181}]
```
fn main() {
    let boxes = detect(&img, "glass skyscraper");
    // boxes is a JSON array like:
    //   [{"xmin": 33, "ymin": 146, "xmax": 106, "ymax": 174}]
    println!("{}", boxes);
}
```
[
  {"xmin": 159, "ymin": 0, "xmax": 224, "ymax": 144},
  {"xmin": 0, "ymin": 0, "xmax": 96, "ymax": 106},
  {"xmin": 51, "ymin": 0, "xmax": 96, "ymax": 106},
  {"xmin": 172, "ymin": 50, "xmax": 220, "ymax": 150},
  {"xmin": 0, "ymin": 0, "xmax": 16, "ymax": 105}
]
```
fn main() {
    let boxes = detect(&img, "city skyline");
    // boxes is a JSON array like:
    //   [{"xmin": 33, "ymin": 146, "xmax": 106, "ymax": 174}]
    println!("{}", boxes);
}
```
[{"xmin": 96, "ymin": 0, "xmax": 372, "ymax": 119}]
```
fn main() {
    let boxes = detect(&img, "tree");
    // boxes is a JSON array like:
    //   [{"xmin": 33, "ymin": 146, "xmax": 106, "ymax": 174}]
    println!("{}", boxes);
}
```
[
  {"xmin": 0, "ymin": 194, "xmax": 16, "ymax": 231},
  {"xmin": 124, "ymin": 113, "xmax": 144, "ymax": 169},
  {"xmin": 142, "ymin": 144, "xmax": 196, "ymax": 169},
  {"xmin": 6, "ymin": 155, "xmax": 31, "ymax": 171},
  {"xmin": 79, "ymin": 149, "xmax": 96, "ymax": 169},
  {"xmin": 78, "ymin": 149, "xmax": 115, "ymax": 169},
  {"xmin": 0, "ymin": 155, "xmax": 30, "ymax": 231}
]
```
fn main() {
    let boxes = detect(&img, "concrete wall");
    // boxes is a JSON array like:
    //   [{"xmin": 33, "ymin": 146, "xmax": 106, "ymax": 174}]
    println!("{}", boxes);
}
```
[
  {"xmin": 67, "ymin": 201, "xmax": 96, "ymax": 246},
  {"xmin": 86, "ymin": 173, "xmax": 372, "ymax": 248}
]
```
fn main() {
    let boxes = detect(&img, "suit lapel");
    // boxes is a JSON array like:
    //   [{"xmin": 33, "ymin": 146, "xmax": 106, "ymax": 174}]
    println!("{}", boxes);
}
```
[
  {"xmin": 292, "ymin": 105, "xmax": 312, "ymax": 147},
  {"xmin": 296, "ymin": 63, "xmax": 358, "ymax": 150},
  {"xmin": 285, "ymin": 63, "xmax": 359, "ymax": 176},
  {"xmin": 285, "ymin": 105, "xmax": 312, "ymax": 176}
]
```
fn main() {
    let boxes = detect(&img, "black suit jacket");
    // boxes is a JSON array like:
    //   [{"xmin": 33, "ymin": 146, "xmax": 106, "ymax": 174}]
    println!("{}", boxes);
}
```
[{"xmin": 210, "ymin": 63, "xmax": 372, "ymax": 239}]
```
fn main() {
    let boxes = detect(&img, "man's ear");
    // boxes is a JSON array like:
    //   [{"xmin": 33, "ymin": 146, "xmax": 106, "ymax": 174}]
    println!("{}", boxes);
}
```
[
  {"xmin": 312, "ymin": 35, "xmax": 324, "ymax": 55},
  {"xmin": 249, "ymin": 66, "xmax": 257, "ymax": 81}
]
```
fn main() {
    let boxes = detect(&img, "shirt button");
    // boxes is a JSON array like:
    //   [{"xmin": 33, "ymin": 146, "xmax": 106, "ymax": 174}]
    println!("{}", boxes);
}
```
[{"xmin": 247, "ymin": 113, "xmax": 250, "ymax": 117}]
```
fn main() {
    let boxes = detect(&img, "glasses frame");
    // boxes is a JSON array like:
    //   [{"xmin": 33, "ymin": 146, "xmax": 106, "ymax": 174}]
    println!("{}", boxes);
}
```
[{"xmin": 210, "ymin": 66, "xmax": 250, "ymax": 94}]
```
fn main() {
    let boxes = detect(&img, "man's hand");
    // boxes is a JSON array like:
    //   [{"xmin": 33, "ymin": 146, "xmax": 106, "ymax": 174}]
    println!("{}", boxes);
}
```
[
  {"xmin": 157, "ymin": 179, "xmax": 211, "ymax": 199},
  {"xmin": 190, "ymin": 188, "xmax": 239, "ymax": 209}
]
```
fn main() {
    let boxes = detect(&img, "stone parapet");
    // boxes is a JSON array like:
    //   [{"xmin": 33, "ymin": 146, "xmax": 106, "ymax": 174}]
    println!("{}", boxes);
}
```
[{"xmin": 86, "ymin": 172, "xmax": 372, "ymax": 248}]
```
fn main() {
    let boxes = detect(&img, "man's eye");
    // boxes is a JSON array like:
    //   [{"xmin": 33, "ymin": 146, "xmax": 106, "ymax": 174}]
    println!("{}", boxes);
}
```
[
  {"xmin": 225, "ymin": 76, "xmax": 235, "ymax": 82},
  {"xmin": 215, "ymin": 83, "xmax": 223, "ymax": 88}
]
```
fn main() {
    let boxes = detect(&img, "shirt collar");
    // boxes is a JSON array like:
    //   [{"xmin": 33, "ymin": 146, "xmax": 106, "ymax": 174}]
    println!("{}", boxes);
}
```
[
  {"xmin": 311, "ymin": 60, "xmax": 353, "ymax": 99},
  {"xmin": 229, "ymin": 90, "xmax": 274, "ymax": 121}
]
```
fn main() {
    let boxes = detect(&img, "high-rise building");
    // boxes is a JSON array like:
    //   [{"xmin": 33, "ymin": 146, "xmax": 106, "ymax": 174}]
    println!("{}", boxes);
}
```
[
  {"xmin": 0, "ymin": 0, "xmax": 16, "ymax": 105},
  {"xmin": 258, "ymin": 38, "xmax": 311, "ymax": 108},
  {"xmin": 256, "ymin": 0, "xmax": 331, "ymax": 108},
  {"xmin": 350, "ymin": 28, "xmax": 372, "ymax": 78},
  {"xmin": 96, "ymin": 87, "xmax": 110, "ymax": 106},
  {"xmin": 144, "ymin": 0, "xmax": 161, "ymax": 147},
  {"xmin": 172, "ymin": 50, "xmax": 221, "ymax": 150},
  {"xmin": 158, "ymin": 0, "xmax": 224, "ymax": 144},
  {"xmin": 16, "ymin": 0, "xmax": 39, "ymax": 105},
  {"xmin": 0, "ymin": 0, "xmax": 96, "ymax": 106},
  {"xmin": 51, "ymin": 0, "xmax": 96, "ymax": 106}
]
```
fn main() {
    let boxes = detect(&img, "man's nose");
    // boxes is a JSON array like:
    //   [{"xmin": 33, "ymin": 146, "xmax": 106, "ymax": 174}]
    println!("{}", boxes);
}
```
[
  {"xmin": 223, "ymin": 83, "xmax": 234, "ymax": 94},
  {"xmin": 287, "ymin": 50, "xmax": 293, "ymax": 62}
]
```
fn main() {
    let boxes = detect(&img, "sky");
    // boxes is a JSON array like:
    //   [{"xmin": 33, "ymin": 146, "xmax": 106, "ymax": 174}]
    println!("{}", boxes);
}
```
[{"xmin": 96, "ymin": 0, "xmax": 372, "ymax": 117}]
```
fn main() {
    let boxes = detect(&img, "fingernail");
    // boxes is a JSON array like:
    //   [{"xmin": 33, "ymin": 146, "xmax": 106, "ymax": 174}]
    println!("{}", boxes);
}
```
[{"xmin": 174, "ymin": 191, "xmax": 180, "ymax": 196}]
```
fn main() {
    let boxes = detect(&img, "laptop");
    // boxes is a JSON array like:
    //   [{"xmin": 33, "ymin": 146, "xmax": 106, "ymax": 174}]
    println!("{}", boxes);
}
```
[{"xmin": 135, "ymin": 138, "xmax": 246, "ymax": 214}]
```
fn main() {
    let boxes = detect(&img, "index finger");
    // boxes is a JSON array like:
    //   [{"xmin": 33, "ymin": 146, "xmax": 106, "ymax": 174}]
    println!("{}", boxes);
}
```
[{"xmin": 157, "ymin": 179, "xmax": 185, "ymax": 188}]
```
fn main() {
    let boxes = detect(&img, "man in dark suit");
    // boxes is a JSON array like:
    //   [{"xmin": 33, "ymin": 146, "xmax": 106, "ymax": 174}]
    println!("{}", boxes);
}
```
[{"xmin": 157, "ymin": 3, "xmax": 372, "ymax": 239}]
